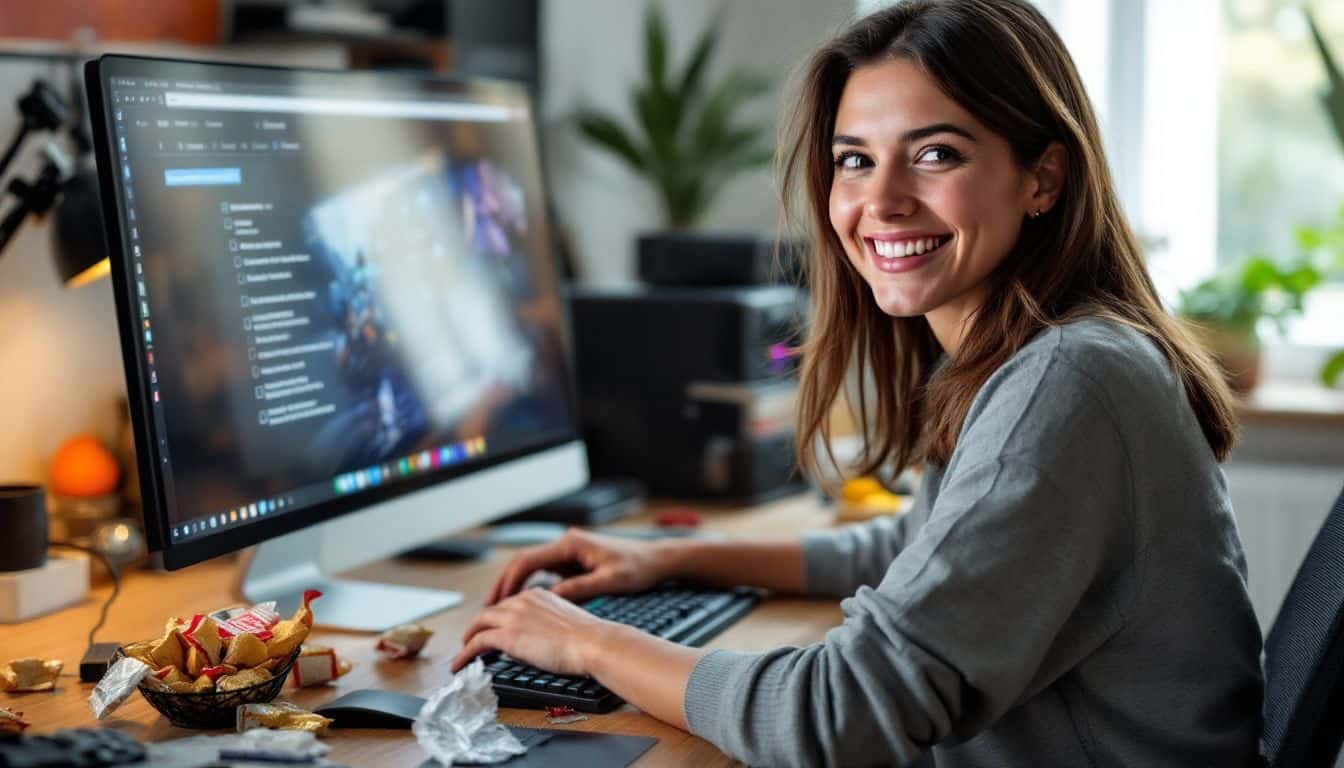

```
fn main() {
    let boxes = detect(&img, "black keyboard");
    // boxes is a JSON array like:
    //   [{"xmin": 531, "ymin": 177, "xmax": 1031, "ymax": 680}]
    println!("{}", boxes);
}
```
[
  {"xmin": 0, "ymin": 728, "xmax": 145, "ymax": 768},
  {"xmin": 486, "ymin": 586, "xmax": 760, "ymax": 713}
]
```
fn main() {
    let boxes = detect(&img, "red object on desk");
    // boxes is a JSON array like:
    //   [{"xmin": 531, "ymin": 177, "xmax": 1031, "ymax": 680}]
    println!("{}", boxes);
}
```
[{"xmin": 655, "ymin": 508, "xmax": 702, "ymax": 528}]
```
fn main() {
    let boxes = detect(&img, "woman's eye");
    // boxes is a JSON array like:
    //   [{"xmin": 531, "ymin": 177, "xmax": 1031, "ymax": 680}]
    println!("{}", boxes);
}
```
[
  {"xmin": 915, "ymin": 145, "xmax": 963, "ymax": 166},
  {"xmin": 833, "ymin": 151, "xmax": 870, "ymax": 170}
]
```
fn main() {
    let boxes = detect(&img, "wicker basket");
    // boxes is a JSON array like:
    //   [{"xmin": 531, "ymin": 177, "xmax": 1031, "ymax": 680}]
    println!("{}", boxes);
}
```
[{"xmin": 115, "ymin": 646, "xmax": 301, "ymax": 729}]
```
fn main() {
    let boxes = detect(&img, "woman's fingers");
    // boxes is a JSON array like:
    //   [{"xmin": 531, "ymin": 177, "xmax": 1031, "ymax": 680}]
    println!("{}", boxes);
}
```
[
  {"xmin": 460, "ymin": 604, "xmax": 506, "ymax": 646},
  {"xmin": 452, "ymin": 628, "xmax": 507, "ymax": 672},
  {"xmin": 550, "ymin": 571, "xmax": 617, "ymax": 603},
  {"xmin": 489, "ymin": 538, "xmax": 578, "ymax": 604}
]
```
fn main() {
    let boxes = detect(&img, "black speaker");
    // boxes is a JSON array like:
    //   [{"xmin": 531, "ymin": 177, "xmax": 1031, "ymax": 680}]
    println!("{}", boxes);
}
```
[{"xmin": 637, "ymin": 232, "xmax": 805, "ymax": 288}]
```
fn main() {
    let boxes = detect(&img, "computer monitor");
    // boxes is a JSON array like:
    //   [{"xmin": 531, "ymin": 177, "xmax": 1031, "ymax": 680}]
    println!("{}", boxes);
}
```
[{"xmin": 84, "ymin": 55, "xmax": 587, "ymax": 631}]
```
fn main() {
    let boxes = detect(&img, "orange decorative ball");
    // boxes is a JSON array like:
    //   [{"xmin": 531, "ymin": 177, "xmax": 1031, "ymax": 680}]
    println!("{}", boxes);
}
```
[{"xmin": 50, "ymin": 434, "xmax": 121, "ymax": 498}]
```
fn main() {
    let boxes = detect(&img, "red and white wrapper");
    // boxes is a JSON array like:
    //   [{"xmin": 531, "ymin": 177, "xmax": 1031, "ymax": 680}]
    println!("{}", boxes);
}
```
[
  {"xmin": 291, "ymin": 646, "xmax": 351, "ymax": 687},
  {"xmin": 210, "ymin": 601, "xmax": 281, "ymax": 641},
  {"xmin": 376, "ymin": 624, "xmax": 433, "ymax": 660}
]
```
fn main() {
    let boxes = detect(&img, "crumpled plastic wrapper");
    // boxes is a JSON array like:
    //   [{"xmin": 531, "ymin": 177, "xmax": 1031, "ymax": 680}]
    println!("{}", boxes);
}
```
[
  {"xmin": 413, "ymin": 659, "xmax": 526, "ymax": 765},
  {"xmin": 90, "ymin": 657, "xmax": 152, "ymax": 719},
  {"xmin": 219, "ymin": 728, "xmax": 331, "ymax": 761}
]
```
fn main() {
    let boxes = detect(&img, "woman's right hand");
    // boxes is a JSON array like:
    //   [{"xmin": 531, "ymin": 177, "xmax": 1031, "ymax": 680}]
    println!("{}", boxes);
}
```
[{"xmin": 486, "ymin": 529, "xmax": 678, "ymax": 605}]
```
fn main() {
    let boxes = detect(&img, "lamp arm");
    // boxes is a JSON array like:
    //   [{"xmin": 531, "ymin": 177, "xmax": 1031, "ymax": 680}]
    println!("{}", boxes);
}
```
[{"xmin": 0, "ymin": 123, "xmax": 32, "ymax": 186}]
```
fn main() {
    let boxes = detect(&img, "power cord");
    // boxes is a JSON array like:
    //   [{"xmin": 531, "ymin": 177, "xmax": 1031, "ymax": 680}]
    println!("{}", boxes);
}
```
[{"xmin": 47, "ymin": 540, "xmax": 120, "ymax": 647}]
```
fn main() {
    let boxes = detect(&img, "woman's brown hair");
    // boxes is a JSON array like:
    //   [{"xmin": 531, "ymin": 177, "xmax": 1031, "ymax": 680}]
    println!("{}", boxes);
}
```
[{"xmin": 785, "ymin": 0, "xmax": 1238, "ymax": 480}]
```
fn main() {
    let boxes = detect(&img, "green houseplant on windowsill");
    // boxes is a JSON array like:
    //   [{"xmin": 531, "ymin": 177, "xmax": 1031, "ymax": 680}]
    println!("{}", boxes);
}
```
[{"xmin": 1177, "ymin": 256, "xmax": 1321, "ymax": 393}]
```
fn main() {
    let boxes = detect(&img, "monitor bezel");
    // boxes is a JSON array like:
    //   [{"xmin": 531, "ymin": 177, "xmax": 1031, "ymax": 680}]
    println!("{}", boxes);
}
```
[{"xmin": 85, "ymin": 54, "xmax": 583, "ymax": 570}]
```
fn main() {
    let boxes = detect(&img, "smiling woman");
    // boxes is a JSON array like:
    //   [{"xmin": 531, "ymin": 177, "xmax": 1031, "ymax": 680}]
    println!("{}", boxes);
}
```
[
  {"xmin": 454, "ymin": 2, "xmax": 1265, "ymax": 765},
  {"xmin": 785, "ymin": 2, "xmax": 1239, "ymax": 479}
]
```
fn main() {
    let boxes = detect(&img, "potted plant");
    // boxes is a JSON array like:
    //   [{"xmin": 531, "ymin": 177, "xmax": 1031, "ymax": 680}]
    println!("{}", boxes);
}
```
[
  {"xmin": 574, "ymin": 4, "xmax": 773, "ymax": 230},
  {"xmin": 1177, "ymin": 255, "xmax": 1321, "ymax": 393}
]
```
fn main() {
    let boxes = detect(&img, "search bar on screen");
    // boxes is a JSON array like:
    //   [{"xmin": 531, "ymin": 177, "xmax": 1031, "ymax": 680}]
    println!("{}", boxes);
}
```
[{"xmin": 164, "ymin": 91, "xmax": 514, "ymax": 122}]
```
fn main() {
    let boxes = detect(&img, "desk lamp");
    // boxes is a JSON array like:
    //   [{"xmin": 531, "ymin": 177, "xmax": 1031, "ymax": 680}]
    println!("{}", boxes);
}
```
[{"xmin": 0, "ymin": 79, "xmax": 109, "ymax": 287}]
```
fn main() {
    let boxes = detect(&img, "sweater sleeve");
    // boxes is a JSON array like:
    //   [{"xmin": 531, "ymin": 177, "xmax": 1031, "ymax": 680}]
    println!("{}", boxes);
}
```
[
  {"xmin": 683, "ymin": 341, "xmax": 1137, "ymax": 767},
  {"xmin": 801, "ymin": 503, "xmax": 924, "ymax": 598}
]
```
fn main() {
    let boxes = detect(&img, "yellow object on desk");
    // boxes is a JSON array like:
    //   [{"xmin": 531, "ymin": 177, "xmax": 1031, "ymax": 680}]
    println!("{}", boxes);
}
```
[{"xmin": 835, "ymin": 477, "xmax": 910, "ymax": 523}]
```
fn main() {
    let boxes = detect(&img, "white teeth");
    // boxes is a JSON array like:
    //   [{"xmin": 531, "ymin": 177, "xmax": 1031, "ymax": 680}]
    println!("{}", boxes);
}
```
[{"xmin": 872, "ymin": 236, "xmax": 948, "ymax": 259}]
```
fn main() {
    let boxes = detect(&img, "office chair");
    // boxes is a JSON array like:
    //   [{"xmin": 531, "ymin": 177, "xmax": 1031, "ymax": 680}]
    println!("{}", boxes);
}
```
[{"xmin": 1262, "ymin": 482, "xmax": 1344, "ymax": 767}]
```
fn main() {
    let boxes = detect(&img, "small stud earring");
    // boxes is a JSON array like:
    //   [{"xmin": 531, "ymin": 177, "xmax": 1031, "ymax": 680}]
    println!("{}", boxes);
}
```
[{"xmin": 1030, "ymin": 209, "xmax": 1042, "ymax": 219}]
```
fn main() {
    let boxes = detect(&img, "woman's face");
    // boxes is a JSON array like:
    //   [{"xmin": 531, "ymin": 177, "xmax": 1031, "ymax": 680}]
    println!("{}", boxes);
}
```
[{"xmin": 828, "ymin": 57, "xmax": 1043, "ymax": 333}]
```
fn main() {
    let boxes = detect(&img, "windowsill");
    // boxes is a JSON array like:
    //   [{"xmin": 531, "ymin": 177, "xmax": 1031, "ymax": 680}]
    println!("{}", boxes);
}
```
[{"xmin": 1237, "ymin": 382, "xmax": 1344, "ymax": 426}]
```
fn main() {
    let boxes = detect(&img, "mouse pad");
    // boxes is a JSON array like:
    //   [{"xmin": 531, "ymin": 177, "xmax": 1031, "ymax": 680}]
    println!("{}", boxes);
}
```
[{"xmin": 421, "ymin": 726, "xmax": 657, "ymax": 767}]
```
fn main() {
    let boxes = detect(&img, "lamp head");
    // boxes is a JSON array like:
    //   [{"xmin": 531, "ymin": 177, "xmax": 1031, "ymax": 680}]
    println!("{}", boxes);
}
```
[{"xmin": 51, "ymin": 165, "xmax": 108, "ymax": 288}]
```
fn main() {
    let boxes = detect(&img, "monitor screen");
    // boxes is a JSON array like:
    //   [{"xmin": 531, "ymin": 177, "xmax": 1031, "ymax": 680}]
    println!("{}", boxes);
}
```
[{"xmin": 88, "ymin": 57, "xmax": 579, "ymax": 567}]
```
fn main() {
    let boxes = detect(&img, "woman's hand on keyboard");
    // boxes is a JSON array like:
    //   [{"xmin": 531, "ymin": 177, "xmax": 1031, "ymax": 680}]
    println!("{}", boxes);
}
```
[
  {"xmin": 486, "ymin": 529, "xmax": 676, "ymax": 605},
  {"xmin": 454, "ymin": 587, "xmax": 616, "ymax": 675}
]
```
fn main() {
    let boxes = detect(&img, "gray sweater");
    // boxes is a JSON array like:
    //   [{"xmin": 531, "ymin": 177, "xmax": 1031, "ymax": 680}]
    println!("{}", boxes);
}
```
[{"xmin": 683, "ymin": 319, "xmax": 1264, "ymax": 767}]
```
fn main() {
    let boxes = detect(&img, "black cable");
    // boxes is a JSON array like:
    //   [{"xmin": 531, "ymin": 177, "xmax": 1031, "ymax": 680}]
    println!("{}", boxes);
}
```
[{"xmin": 47, "ymin": 540, "xmax": 121, "ymax": 647}]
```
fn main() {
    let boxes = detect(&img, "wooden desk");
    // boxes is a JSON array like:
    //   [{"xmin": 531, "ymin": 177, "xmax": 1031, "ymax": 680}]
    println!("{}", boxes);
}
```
[{"xmin": 0, "ymin": 495, "xmax": 843, "ymax": 766}]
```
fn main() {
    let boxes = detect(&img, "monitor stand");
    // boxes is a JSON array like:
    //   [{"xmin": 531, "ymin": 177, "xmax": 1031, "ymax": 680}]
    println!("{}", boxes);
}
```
[{"xmin": 233, "ymin": 525, "xmax": 463, "ymax": 632}]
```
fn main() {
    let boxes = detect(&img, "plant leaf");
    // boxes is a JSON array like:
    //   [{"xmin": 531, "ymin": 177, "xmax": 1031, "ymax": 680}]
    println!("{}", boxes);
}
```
[
  {"xmin": 678, "ymin": 5, "xmax": 724, "ymax": 106},
  {"xmin": 644, "ymin": 3, "xmax": 669, "ymax": 95},
  {"xmin": 1295, "ymin": 224, "xmax": 1325, "ymax": 251},
  {"xmin": 1322, "ymin": 348, "xmax": 1344, "ymax": 389},
  {"xmin": 1305, "ymin": 8, "xmax": 1344, "ymax": 154},
  {"xmin": 633, "ymin": 85, "xmax": 679, "ymax": 166},
  {"xmin": 1238, "ymin": 255, "xmax": 1280, "ymax": 293},
  {"xmin": 691, "ymin": 71, "xmax": 771, "ymax": 158},
  {"xmin": 575, "ymin": 111, "xmax": 648, "ymax": 172}
]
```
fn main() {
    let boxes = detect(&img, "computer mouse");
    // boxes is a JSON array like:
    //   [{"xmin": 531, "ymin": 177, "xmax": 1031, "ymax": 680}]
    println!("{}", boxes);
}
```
[{"xmin": 313, "ymin": 689, "xmax": 427, "ymax": 728}]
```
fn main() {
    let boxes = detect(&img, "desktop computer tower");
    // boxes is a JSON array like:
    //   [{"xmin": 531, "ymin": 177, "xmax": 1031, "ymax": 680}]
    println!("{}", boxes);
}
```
[{"xmin": 567, "ymin": 285, "xmax": 808, "ymax": 503}]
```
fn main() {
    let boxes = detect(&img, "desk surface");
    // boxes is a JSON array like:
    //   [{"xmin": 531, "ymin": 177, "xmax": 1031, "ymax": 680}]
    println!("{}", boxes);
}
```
[{"xmin": 0, "ymin": 495, "xmax": 842, "ymax": 767}]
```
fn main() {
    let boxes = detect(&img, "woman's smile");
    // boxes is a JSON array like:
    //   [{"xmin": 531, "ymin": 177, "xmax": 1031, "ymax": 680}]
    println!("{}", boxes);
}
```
[{"xmin": 865, "ymin": 233, "xmax": 954, "ymax": 274}]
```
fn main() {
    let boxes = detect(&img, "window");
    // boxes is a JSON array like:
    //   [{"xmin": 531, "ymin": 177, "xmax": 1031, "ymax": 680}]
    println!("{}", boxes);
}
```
[{"xmin": 1217, "ymin": 0, "xmax": 1344, "ymax": 350}]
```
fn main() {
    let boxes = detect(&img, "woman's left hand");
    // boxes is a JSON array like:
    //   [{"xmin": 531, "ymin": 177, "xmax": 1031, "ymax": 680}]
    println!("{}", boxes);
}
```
[{"xmin": 452, "ymin": 588, "xmax": 612, "ymax": 676}]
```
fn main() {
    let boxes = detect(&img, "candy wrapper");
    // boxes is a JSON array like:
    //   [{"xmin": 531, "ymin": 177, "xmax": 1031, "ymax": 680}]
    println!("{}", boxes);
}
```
[
  {"xmin": 412, "ymin": 659, "xmax": 526, "ymax": 765},
  {"xmin": 291, "ymin": 645, "xmax": 352, "ymax": 687},
  {"xmin": 211, "ymin": 601, "xmax": 281, "ymax": 641},
  {"xmin": 218, "ymin": 666, "xmax": 272, "ymax": 692},
  {"xmin": 544, "ymin": 705, "xmax": 588, "ymax": 725},
  {"xmin": 0, "ymin": 658, "xmax": 63, "ymax": 692},
  {"xmin": 89, "ymin": 657, "xmax": 152, "ymax": 719},
  {"xmin": 237, "ymin": 701, "xmax": 332, "ymax": 736},
  {"xmin": 377, "ymin": 623, "xmax": 433, "ymax": 660},
  {"xmin": 0, "ymin": 707, "xmax": 30, "ymax": 734},
  {"xmin": 266, "ymin": 590, "xmax": 322, "ymax": 659},
  {"xmin": 223, "ymin": 633, "xmax": 269, "ymax": 668}
]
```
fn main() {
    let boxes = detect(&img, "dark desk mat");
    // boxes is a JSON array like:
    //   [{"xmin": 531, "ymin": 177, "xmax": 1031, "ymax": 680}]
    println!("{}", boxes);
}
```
[{"xmin": 422, "ymin": 726, "xmax": 657, "ymax": 767}]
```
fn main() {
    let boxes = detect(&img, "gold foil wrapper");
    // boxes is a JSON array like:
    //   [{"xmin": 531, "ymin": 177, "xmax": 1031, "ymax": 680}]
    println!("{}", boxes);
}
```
[
  {"xmin": 236, "ymin": 701, "xmax": 331, "ymax": 735},
  {"xmin": 0, "ymin": 658, "xmax": 63, "ymax": 692}
]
